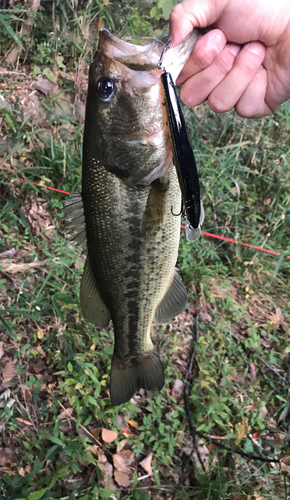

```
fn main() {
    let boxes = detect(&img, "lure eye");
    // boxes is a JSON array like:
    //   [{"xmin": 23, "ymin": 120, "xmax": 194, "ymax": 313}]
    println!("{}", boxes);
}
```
[{"xmin": 96, "ymin": 77, "xmax": 115, "ymax": 101}]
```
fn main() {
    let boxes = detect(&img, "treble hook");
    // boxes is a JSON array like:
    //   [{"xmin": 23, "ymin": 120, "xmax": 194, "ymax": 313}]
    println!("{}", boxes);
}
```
[{"xmin": 157, "ymin": 39, "xmax": 173, "ymax": 69}]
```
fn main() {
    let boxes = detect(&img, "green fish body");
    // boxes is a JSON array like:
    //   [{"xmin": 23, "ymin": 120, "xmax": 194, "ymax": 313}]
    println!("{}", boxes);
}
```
[{"xmin": 63, "ymin": 28, "xmax": 199, "ymax": 405}]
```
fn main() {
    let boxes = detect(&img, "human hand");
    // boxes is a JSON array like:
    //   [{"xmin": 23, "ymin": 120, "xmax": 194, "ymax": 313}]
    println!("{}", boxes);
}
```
[{"xmin": 170, "ymin": 0, "xmax": 290, "ymax": 117}]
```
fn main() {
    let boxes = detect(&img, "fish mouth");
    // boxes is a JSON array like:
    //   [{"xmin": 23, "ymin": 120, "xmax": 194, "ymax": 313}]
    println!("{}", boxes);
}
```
[
  {"xmin": 98, "ymin": 28, "xmax": 161, "ymax": 70},
  {"xmin": 98, "ymin": 28, "xmax": 201, "ymax": 81}
]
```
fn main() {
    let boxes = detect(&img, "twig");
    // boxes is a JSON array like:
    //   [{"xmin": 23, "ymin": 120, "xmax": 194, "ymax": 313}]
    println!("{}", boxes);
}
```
[
  {"xmin": 172, "ymin": 449, "xmax": 194, "ymax": 499},
  {"xmin": 172, "ymin": 315, "xmax": 204, "ymax": 500},
  {"xmin": 0, "ymin": 71, "xmax": 27, "ymax": 75},
  {"xmin": 57, "ymin": 401, "xmax": 102, "ymax": 448},
  {"xmin": 193, "ymin": 429, "xmax": 279, "ymax": 463},
  {"xmin": 184, "ymin": 315, "xmax": 206, "ymax": 473}
]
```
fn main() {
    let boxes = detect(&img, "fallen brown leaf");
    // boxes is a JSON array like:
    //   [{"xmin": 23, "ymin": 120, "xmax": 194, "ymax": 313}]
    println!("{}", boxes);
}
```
[
  {"xmin": 258, "ymin": 405, "xmax": 268, "ymax": 418},
  {"xmin": 0, "ymin": 259, "xmax": 47, "ymax": 274},
  {"xmin": 140, "ymin": 452, "xmax": 153, "ymax": 475},
  {"xmin": 33, "ymin": 360, "xmax": 46, "ymax": 374},
  {"xmin": 281, "ymin": 448, "xmax": 290, "ymax": 477},
  {"xmin": 2, "ymin": 362, "xmax": 16, "ymax": 382},
  {"xmin": 0, "ymin": 447, "xmax": 16, "ymax": 467},
  {"xmin": 102, "ymin": 428, "xmax": 118, "ymax": 443},
  {"xmin": 19, "ymin": 384, "xmax": 32, "ymax": 402},
  {"xmin": 0, "ymin": 342, "xmax": 4, "ymax": 359},
  {"xmin": 36, "ymin": 345, "xmax": 46, "ymax": 357},
  {"xmin": 89, "ymin": 426, "xmax": 102, "ymax": 440},
  {"xmin": 59, "ymin": 407, "xmax": 73, "ymax": 420},
  {"xmin": 268, "ymin": 307, "xmax": 284, "ymax": 329},
  {"xmin": 18, "ymin": 467, "xmax": 26, "ymax": 476},
  {"xmin": 116, "ymin": 438, "xmax": 128, "ymax": 453},
  {"xmin": 113, "ymin": 449, "xmax": 135, "ymax": 473},
  {"xmin": 114, "ymin": 470, "xmax": 131, "ymax": 487},
  {"xmin": 86, "ymin": 445, "xmax": 99, "ymax": 456},
  {"xmin": 172, "ymin": 379, "xmax": 184, "ymax": 394},
  {"xmin": 97, "ymin": 451, "xmax": 115, "ymax": 488}
]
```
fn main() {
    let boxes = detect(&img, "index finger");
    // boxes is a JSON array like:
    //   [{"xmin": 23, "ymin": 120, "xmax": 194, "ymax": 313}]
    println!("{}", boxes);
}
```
[{"xmin": 169, "ymin": 0, "xmax": 226, "ymax": 46}]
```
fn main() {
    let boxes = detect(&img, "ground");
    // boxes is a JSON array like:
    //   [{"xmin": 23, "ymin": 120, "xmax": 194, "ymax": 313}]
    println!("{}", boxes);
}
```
[{"xmin": 0, "ymin": 4, "xmax": 290, "ymax": 499}]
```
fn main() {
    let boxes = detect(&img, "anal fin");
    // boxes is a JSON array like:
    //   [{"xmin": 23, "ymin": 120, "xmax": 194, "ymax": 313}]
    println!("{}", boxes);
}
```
[
  {"xmin": 80, "ymin": 258, "xmax": 111, "ymax": 328},
  {"xmin": 153, "ymin": 269, "xmax": 187, "ymax": 325}
]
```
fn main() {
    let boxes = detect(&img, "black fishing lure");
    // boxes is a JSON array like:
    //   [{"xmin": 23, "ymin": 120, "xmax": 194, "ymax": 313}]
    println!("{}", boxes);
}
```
[{"xmin": 158, "ymin": 43, "xmax": 204, "ymax": 241}]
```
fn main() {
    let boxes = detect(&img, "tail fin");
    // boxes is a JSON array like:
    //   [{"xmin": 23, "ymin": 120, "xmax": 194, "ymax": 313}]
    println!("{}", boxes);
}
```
[{"xmin": 110, "ymin": 347, "xmax": 165, "ymax": 406}]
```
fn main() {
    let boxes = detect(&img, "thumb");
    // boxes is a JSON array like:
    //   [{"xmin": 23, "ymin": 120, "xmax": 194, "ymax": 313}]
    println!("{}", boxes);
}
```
[{"xmin": 169, "ymin": 0, "xmax": 227, "ymax": 46}]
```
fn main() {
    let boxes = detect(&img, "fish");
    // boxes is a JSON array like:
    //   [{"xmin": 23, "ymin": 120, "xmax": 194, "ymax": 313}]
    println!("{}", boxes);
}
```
[{"xmin": 63, "ymin": 28, "xmax": 200, "ymax": 406}]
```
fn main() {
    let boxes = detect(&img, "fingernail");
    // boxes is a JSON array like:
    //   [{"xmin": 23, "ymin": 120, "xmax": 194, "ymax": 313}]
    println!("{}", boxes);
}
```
[
  {"xmin": 247, "ymin": 42, "xmax": 264, "ymax": 56},
  {"xmin": 208, "ymin": 31, "xmax": 225, "ymax": 49},
  {"xmin": 228, "ymin": 44, "xmax": 240, "ymax": 56}
]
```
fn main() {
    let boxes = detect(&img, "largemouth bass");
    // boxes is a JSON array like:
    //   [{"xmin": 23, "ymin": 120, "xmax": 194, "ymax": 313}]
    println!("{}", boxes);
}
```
[{"xmin": 63, "ymin": 28, "xmax": 199, "ymax": 405}]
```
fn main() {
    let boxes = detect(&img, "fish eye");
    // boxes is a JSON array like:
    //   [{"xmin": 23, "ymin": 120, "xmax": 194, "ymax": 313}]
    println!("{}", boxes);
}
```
[{"xmin": 96, "ymin": 77, "xmax": 115, "ymax": 101}]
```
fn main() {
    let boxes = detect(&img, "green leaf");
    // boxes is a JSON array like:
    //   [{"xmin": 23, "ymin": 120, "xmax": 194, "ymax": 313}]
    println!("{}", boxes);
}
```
[
  {"xmin": 157, "ymin": 0, "xmax": 176, "ymax": 19},
  {"xmin": 48, "ymin": 435, "xmax": 65, "ymax": 447},
  {"xmin": 33, "ymin": 65, "xmax": 41, "ymax": 78},
  {"xmin": 45, "ymin": 444, "xmax": 59, "ymax": 460},
  {"xmin": 0, "ymin": 14, "xmax": 23, "ymax": 48},
  {"xmin": 56, "ymin": 55, "xmax": 64, "ymax": 68},
  {"xmin": 274, "ymin": 252, "xmax": 290, "ymax": 277},
  {"xmin": 27, "ymin": 489, "xmax": 47, "ymax": 500},
  {"xmin": 42, "ymin": 67, "xmax": 57, "ymax": 83},
  {"xmin": 1, "ymin": 109, "xmax": 16, "ymax": 132},
  {"xmin": 100, "ymin": 490, "xmax": 115, "ymax": 499},
  {"xmin": 0, "ymin": 314, "xmax": 14, "ymax": 337}
]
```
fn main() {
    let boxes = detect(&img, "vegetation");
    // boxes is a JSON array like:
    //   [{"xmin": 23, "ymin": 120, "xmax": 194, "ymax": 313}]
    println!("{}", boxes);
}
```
[{"xmin": 0, "ymin": 1, "xmax": 289, "ymax": 499}]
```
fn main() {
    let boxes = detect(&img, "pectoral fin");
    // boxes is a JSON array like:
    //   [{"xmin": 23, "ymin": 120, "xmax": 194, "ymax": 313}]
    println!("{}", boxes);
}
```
[
  {"xmin": 80, "ymin": 258, "xmax": 111, "ymax": 328},
  {"xmin": 62, "ymin": 193, "xmax": 86, "ymax": 251},
  {"xmin": 154, "ymin": 269, "xmax": 187, "ymax": 324}
]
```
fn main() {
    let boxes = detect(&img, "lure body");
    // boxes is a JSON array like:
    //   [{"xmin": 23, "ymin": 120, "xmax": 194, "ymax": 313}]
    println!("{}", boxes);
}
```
[{"xmin": 161, "ymin": 71, "xmax": 204, "ymax": 241}]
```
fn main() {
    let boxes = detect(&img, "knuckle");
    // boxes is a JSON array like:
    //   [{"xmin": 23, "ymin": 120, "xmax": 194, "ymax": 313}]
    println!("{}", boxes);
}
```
[
  {"xmin": 180, "ymin": 87, "xmax": 194, "ymax": 107},
  {"xmin": 208, "ymin": 94, "xmax": 231, "ymax": 113},
  {"xmin": 234, "ymin": 58, "xmax": 259, "ymax": 75},
  {"xmin": 235, "ymin": 102, "xmax": 258, "ymax": 118},
  {"xmin": 169, "ymin": 3, "xmax": 183, "ymax": 21},
  {"xmin": 215, "ymin": 51, "xmax": 235, "ymax": 77},
  {"xmin": 235, "ymin": 45, "xmax": 265, "ymax": 74},
  {"xmin": 194, "ymin": 48, "xmax": 216, "ymax": 70}
]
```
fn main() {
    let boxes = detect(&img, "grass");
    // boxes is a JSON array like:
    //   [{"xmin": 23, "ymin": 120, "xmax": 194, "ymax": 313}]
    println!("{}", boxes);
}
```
[{"xmin": 0, "ymin": 1, "xmax": 290, "ymax": 499}]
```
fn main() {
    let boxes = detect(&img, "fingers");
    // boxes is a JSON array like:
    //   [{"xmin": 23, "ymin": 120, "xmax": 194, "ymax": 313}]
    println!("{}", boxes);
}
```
[
  {"xmin": 180, "ymin": 43, "xmax": 241, "ymax": 106},
  {"xmin": 235, "ymin": 66, "xmax": 273, "ymax": 117},
  {"xmin": 176, "ymin": 29, "xmax": 227, "ymax": 85},
  {"xmin": 208, "ymin": 42, "xmax": 266, "ymax": 113}
]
